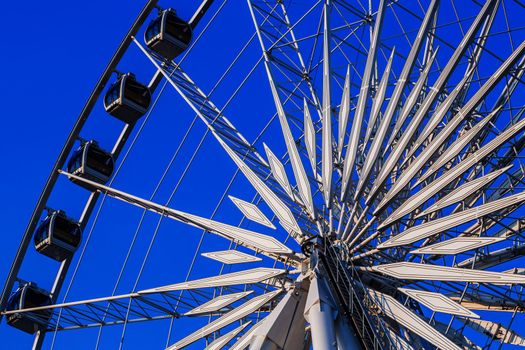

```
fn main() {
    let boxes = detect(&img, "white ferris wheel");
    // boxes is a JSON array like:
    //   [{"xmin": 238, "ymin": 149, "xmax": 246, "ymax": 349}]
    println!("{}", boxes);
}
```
[{"xmin": 3, "ymin": 0, "xmax": 525, "ymax": 349}]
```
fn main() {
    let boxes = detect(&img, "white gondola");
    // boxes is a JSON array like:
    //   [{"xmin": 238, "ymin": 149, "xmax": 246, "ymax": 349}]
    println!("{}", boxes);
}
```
[
  {"xmin": 33, "ymin": 211, "xmax": 82, "ymax": 261},
  {"xmin": 144, "ymin": 9, "xmax": 192, "ymax": 60},
  {"xmin": 67, "ymin": 140, "xmax": 114, "ymax": 188},
  {"xmin": 104, "ymin": 73, "xmax": 151, "ymax": 124},
  {"xmin": 6, "ymin": 283, "xmax": 52, "ymax": 334}
]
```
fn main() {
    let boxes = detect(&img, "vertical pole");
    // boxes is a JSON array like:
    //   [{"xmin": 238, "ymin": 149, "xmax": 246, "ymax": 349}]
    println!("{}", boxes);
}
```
[
  {"xmin": 334, "ymin": 314, "xmax": 363, "ymax": 349},
  {"xmin": 303, "ymin": 273, "xmax": 338, "ymax": 349},
  {"xmin": 251, "ymin": 278, "xmax": 309, "ymax": 349}
]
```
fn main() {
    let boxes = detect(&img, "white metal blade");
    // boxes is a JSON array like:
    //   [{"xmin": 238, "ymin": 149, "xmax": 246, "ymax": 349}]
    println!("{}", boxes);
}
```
[
  {"xmin": 407, "ymin": 72, "xmax": 472, "ymax": 160},
  {"xmin": 338, "ymin": 66, "xmax": 351, "ymax": 158},
  {"xmin": 204, "ymin": 322, "xmax": 252, "ymax": 350},
  {"xmin": 142, "ymin": 267, "xmax": 286, "ymax": 293},
  {"xmin": 410, "ymin": 236, "xmax": 505, "ymax": 255},
  {"xmin": 415, "ymin": 165, "xmax": 512, "ymax": 217},
  {"xmin": 263, "ymin": 144, "xmax": 294, "ymax": 200},
  {"xmin": 167, "ymin": 290, "xmax": 282, "ymax": 349},
  {"xmin": 183, "ymin": 213, "xmax": 295, "ymax": 255},
  {"xmin": 373, "ymin": 262, "xmax": 525, "ymax": 284},
  {"xmin": 386, "ymin": 49, "xmax": 438, "ymax": 149},
  {"xmin": 356, "ymin": 48, "xmax": 397, "ymax": 199},
  {"xmin": 378, "ymin": 190, "xmax": 525, "ymax": 248},
  {"xmin": 229, "ymin": 195, "xmax": 276, "ymax": 229},
  {"xmin": 398, "ymin": 288, "xmax": 479, "ymax": 318},
  {"xmin": 230, "ymin": 319, "xmax": 263, "ymax": 350},
  {"xmin": 386, "ymin": 328, "xmax": 415, "ymax": 350},
  {"xmin": 415, "ymin": 107, "xmax": 501, "ymax": 186},
  {"xmin": 201, "ymin": 250, "xmax": 262, "ymax": 265},
  {"xmin": 322, "ymin": 0, "xmax": 333, "ymax": 208},
  {"xmin": 304, "ymin": 99, "xmax": 318, "ymax": 177},
  {"xmin": 364, "ymin": 50, "xmax": 394, "ymax": 146},
  {"xmin": 185, "ymin": 291, "xmax": 254, "ymax": 316},
  {"xmin": 367, "ymin": 289, "xmax": 461, "ymax": 350}
]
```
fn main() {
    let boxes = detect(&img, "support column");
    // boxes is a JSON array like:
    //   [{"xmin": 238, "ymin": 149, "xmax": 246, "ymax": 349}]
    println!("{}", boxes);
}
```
[
  {"xmin": 334, "ymin": 313, "xmax": 363, "ymax": 349},
  {"xmin": 303, "ymin": 273, "xmax": 337, "ymax": 349},
  {"xmin": 251, "ymin": 278, "xmax": 309, "ymax": 350}
]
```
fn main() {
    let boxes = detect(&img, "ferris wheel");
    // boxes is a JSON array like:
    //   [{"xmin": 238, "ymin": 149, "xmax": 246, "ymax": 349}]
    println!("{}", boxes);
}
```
[{"xmin": 3, "ymin": 0, "xmax": 525, "ymax": 348}]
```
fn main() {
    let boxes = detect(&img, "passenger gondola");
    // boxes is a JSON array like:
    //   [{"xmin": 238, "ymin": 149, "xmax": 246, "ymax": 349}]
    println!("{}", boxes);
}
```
[
  {"xmin": 104, "ymin": 73, "xmax": 151, "ymax": 124},
  {"xmin": 144, "ymin": 9, "xmax": 192, "ymax": 60},
  {"xmin": 67, "ymin": 140, "xmax": 114, "ymax": 188},
  {"xmin": 6, "ymin": 283, "xmax": 52, "ymax": 334},
  {"xmin": 34, "ymin": 211, "xmax": 82, "ymax": 261}
]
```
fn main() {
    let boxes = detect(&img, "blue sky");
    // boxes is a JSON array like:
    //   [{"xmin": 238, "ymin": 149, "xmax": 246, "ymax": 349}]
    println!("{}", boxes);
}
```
[{"xmin": 2, "ymin": 0, "xmax": 525, "ymax": 349}]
